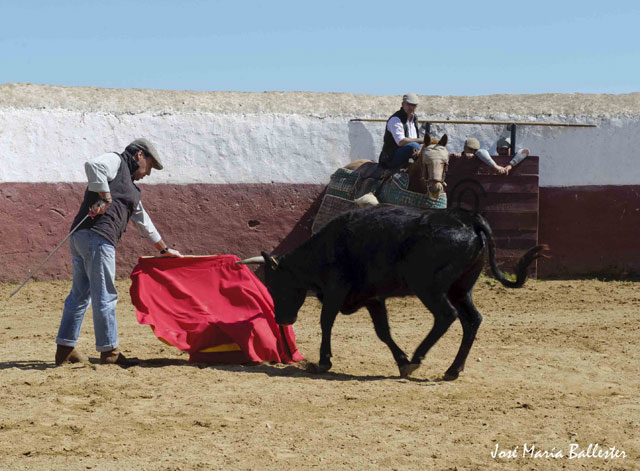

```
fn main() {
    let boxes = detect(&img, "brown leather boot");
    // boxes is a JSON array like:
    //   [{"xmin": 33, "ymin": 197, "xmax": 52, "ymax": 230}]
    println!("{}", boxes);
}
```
[
  {"xmin": 99, "ymin": 348, "xmax": 139, "ymax": 367},
  {"xmin": 55, "ymin": 345, "xmax": 87, "ymax": 365}
]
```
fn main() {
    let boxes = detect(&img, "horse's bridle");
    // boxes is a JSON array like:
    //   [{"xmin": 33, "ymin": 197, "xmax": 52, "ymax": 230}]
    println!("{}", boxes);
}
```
[{"xmin": 425, "ymin": 162, "xmax": 448, "ymax": 188}]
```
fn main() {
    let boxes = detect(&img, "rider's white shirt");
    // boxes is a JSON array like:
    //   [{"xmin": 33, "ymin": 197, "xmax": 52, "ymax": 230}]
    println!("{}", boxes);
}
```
[{"xmin": 387, "ymin": 116, "xmax": 417, "ymax": 144}]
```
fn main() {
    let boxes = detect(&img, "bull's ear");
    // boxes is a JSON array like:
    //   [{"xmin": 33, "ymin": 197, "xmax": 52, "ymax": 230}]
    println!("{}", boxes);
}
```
[
  {"xmin": 439, "ymin": 134, "xmax": 448, "ymax": 147},
  {"xmin": 261, "ymin": 251, "xmax": 279, "ymax": 270},
  {"xmin": 423, "ymin": 132, "xmax": 431, "ymax": 145}
]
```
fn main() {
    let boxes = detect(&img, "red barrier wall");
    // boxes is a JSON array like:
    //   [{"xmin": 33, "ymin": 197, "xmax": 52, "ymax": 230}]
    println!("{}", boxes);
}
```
[{"xmin": 2, "ymin": 178, "xmax": 639, "ymax": 281}]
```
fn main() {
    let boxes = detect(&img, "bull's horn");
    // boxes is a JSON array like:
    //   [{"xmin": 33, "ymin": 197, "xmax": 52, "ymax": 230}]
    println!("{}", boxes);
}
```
[{"xmin": 237, "ymin": 256, "xmax": 266, "ymax": 265}]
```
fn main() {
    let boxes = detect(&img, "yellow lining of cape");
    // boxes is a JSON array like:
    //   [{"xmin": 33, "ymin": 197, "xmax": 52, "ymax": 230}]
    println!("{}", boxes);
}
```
[
  {"xmin": 199, "ymin": 343, "xmax": 242, "ymax": 353},
  {"xmin": 150, "ymin": 327, "xmax": 241, "ymax": 352}
]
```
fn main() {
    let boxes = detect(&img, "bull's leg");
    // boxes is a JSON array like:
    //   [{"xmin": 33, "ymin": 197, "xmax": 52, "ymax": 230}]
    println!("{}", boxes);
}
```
[
  {"xmin": 444, "ymin": 293, "xmax": 483, "ymax": 381},
  {"xmin": 365, "ymin": 299, "xmax": 410, "ymax": 374},
  {"xmin": 317, "ymin": 303, "xmax": 340, "ymax": 374},
  {"xmin": 403, "ymin": 293, "xmax": 458, "ymax": 378}
]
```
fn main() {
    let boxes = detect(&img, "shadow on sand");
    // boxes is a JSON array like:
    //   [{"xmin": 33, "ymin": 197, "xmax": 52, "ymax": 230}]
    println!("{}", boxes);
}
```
[{"xmin": 0, "ymin": 357, "xmax": 445, "ymax": 384}]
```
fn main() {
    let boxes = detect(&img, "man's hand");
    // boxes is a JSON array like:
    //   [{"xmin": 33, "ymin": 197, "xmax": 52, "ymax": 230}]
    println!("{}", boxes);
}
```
[
  {"xmin": 398, "ymin": 137, "xmax": 424, "ymax": 147},
  {"xmin": 89, "ymin": 192, "xmax": 112, "ymax": 218},
  {"xmin": 494, "ymin": 165, "xmax": 508, "ymax": 175},
  {"xmin": 154, "ymin": 240, "xmax": 184, "ymax": 258},
  {"xmin": 161, "ymin": 248, "xmax": 183, "ymax": 258},
  {"xmin": 89, "ymin": 199, "xmax": 110, "ymax": 218}
]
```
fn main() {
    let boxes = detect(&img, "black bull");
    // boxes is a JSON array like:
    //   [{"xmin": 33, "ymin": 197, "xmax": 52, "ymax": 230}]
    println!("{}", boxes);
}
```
[{"xmin": 242, "ymin": 205, "xmax": 546, "ymax": 380}]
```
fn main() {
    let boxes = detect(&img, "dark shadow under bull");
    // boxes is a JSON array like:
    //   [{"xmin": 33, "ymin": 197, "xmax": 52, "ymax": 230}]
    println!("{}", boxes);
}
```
[{"xmin": 240, "ymin": 205, "xmax": 546, "ymax": 380}]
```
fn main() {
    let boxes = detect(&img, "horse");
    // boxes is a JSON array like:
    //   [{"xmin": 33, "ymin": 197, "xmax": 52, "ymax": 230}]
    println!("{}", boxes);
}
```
[{"xmin": 343, "ymin": 134, "xmax": 449, "ymax": 203}]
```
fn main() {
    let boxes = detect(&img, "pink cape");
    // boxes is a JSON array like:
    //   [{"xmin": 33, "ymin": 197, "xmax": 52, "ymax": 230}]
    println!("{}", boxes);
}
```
[{"xmin": 130, "ymin": 255, "xmax": 303, "ymax": 364}]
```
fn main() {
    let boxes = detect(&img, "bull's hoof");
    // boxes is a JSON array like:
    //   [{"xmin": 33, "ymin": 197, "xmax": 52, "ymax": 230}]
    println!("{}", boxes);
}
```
[
  {"xmin": 307, "ymin": 362, "xmax": 332, "ymax": 374},
  {"xmin": 399, "ymin": 362, "xmax": 420, "ymax": 378},
  {"xmin": 442, "ymin": 370, "xmax": 460, "ymax": 381}
]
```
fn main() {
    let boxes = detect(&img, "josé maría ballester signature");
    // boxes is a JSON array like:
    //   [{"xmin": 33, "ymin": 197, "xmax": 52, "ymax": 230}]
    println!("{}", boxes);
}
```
[{"xmin": 491, "ymin": 442, "xmax": 627, "ymax": 460}]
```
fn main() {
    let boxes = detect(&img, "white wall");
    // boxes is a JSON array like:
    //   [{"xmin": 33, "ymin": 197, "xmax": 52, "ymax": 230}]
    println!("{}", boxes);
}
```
[{"xmin": 1, "ymin": 108, "xmax": 638, "ymax": 187}]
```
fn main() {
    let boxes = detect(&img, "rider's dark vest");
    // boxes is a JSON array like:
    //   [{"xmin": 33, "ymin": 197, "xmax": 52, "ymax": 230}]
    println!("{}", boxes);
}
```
[
  {"xmin": 70, "ymin": 152, "xmax": 141, "ymax": 247},
  {"xmin": 379, "ymin": 108, "xmax": 420, "ymax": 167}
]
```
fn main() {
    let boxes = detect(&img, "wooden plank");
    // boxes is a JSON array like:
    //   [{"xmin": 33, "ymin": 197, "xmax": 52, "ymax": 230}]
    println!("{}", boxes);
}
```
[
  {"xmin": 353, "ymin": 118, "xmax": 595, "ymax": 127},
  {"xmin": 493, "ymin": 256, "xmax": 534, "ymax": 274},
  {"xmin": 495, "ymin": 248, "xmax": 540, "ymax": 260},
  {"xmin": 472, "ymin": 180, "xmax": 539, "ymax": 194},
  {"xmin": 447, "ymin": 155, "xmax": 539, "ymax": 177},
  {"xmin": 452, "ymin": 174, "xmax": 539, "ymax": 185},
  {"xmin": 481, "ymin": 196, "xmax": 539, "ymax": 212},
  {"xmin": 483, "ymin": 211, "xmax": 538, "ymax": 231},
  {"xmin": 492, "ymin": 228, "xmax": 539, "ymax": 241},
  {"xmin": 446, "ymin": 176, "xmax": 539, "ymax": 194},
  {"xmin": 456, "ymin": 200, "xmax": 538, "ymax": 213},
  {"xmin": 493, "ymin": 233, "xmax": 539, "ymax": 250},
  {"xmin": 449, "ymin": 190, "xmax": 538, "ymax": 213}
]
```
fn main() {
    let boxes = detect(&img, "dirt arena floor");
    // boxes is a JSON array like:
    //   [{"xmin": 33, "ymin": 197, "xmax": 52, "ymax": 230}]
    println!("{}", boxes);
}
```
[{"xmin": 0, "ymin": 277, "xmax": 638, "ymax": 470}]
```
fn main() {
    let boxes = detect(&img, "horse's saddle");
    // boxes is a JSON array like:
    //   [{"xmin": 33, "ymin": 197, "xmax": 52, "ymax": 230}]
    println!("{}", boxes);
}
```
[
  {"xmin": 352, "ymin": 161, "xmax": 404, "ymax": 181},
  {"xmin": 313, "ymin": 161, "xmax": 446, "ymax": 234}
]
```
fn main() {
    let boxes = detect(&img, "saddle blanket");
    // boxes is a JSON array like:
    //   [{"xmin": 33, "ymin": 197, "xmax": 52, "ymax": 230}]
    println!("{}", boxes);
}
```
[{"xmin": 312, "ymin": 167, "xmax": 447, "ymax": 233}]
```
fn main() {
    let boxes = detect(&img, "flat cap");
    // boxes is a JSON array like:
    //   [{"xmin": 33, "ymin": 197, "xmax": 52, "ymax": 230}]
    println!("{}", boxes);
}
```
[
  {"xmin": 402, "ymin": 93, "xmax": 419, "ymax": 105},
  {"xmin": 129, "ymin": 138, "xmax": 163, "ymax": 170},
  {"xmin": 464, "ymin": 138, "xmax": 480, "ymax": 150}
]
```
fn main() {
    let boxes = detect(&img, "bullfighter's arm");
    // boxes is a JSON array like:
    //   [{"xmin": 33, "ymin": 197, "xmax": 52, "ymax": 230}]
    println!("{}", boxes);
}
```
[
  {"xmin": 131, "ymin": 203, "xmax": 183, "ymax": 258},
  {"xmin": 84, "ymin": 152, "xmax": 120, "ymax": 216}
]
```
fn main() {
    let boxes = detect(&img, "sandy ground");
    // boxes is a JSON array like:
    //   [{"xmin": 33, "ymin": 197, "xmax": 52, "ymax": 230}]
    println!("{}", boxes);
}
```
[{"xmin": 0, "ymin": 277, "xmax": 638, "ymax": 471}]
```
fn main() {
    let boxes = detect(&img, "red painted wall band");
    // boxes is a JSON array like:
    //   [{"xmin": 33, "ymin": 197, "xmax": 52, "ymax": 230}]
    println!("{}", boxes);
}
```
[{"xmin": 2, "ymin": 182, "xmax": 639, "ymax": 280}]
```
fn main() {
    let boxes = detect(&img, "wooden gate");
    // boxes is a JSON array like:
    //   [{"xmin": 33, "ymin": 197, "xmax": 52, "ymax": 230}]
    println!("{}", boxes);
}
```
[{"xmin": 446, "ymin": 155, "xmax": 539, "ymax": 275}]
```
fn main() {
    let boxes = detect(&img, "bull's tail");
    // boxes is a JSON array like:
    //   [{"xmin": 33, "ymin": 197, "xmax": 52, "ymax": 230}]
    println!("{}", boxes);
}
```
[{"xmin": 473, "ymin": 214, "xmax": 548, "ymax": 288}]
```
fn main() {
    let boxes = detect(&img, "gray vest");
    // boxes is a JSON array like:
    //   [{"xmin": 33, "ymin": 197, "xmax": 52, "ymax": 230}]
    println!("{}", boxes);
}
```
[{"xmin": 71, "ymin": 153, "xmax": 141, "ymax": 246}]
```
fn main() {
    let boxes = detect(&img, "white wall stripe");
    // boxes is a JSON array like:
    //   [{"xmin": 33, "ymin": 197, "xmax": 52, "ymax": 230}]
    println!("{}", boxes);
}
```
[{"xmin": 1, "ymin": 108, "xmax": 639, "ymax": 187}]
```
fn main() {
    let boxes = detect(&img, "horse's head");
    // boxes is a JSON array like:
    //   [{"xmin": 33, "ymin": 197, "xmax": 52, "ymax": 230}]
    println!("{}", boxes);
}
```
[{"xmin": 418, "ymin": 133, "xmax": 449, "ymax": 198}]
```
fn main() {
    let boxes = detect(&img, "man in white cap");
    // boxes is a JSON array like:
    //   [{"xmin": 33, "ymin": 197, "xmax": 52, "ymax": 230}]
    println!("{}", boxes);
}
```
[
  {"xmin": 379, "ymin": 93, "xmax": 424, "ymax": 168},
  {"xmin": 55, "ymin": 138, "xmax": 183, "ymax": 367}
]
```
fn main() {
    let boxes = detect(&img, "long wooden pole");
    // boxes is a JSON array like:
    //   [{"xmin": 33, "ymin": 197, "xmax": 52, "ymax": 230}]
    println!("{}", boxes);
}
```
[
  {"xmin": 350, "ymin": 118, "xmax": 597, "ymax": 127},
  {"xmin": 9, "ymin": 214, "xmax": 90, "ymax": 298}
]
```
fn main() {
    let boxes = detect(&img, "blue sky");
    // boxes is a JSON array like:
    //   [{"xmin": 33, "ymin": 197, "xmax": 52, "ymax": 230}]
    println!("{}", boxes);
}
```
[{"xmin": 1, "ymin": 0, "xmax": 638, "ymax": 96}]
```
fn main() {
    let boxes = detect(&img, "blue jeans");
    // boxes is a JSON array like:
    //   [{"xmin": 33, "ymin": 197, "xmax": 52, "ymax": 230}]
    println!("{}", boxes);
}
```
[
  {"xmin": 56, "ymin": 229, "xmax": 119, "ymax": 352},
  {"xmin": 389, "ymin": 142, "xmax": 421, "ymax": 168}
]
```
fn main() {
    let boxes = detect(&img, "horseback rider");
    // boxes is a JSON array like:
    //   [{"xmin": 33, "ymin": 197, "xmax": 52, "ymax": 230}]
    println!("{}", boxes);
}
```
[{"xmin": 378, "ymin": 93, "xmax": 423, "ymax": 169}]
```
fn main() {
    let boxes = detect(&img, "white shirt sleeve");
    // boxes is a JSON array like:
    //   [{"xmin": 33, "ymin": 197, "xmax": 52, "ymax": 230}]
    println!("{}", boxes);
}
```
[
  {"xmin": 387, "ymin": 117, "xmax": 406, "ymax": 145},
  {"xmin": 475, "ymin": 149, "xmax": 498, "ymax": 168},
  {"xmin": 131, "ymin": 201, "xmax": 161, "ymax": 243},
  {"xmin": 85, "ymin": 153, "xmax": 120, "ymax": 193},
  {"xmin": 509, "ymin": 149, "xmax": 529, "ymax": 167}
]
